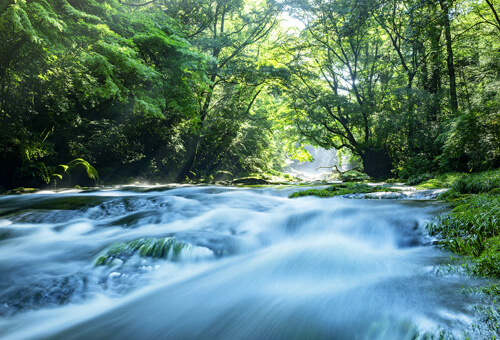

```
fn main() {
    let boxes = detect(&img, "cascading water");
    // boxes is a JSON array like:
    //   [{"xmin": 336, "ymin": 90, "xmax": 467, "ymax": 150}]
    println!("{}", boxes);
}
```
[{"xmin": 0, "ymin": 186, "xmax": 493, "ymax": 339}]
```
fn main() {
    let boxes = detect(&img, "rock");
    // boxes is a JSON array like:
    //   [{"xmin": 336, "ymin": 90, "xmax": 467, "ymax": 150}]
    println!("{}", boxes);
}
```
[
  {"xmin": 5, "ymin": 187, "xmax": 40, "ymax": 195},
  {"xmin": 231, "ymin": 178, "xmax": 270, "ymax": 185},
  {"xmin": 214, "ymin": 171, "xmax": 234, "ymax": 181}
]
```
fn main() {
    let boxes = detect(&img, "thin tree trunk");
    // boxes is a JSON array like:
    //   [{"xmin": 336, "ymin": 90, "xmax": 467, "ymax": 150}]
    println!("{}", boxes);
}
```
[
  {"xmin": 176, "ymin": 135, "xmax": 202, "ymax": 182},
  {"xmin": 428, "ymin": 16, "xmax": 442, "ymax": 122},
  {"xmin": 440, "ymin": 0, "xmax": 458, "ymax": 114}
]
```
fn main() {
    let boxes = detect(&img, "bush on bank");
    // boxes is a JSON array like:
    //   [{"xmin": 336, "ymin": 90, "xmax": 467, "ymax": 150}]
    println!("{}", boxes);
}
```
[{"xmin": 426, "ymin": 168, "xmax": 500, "ymax": 280}]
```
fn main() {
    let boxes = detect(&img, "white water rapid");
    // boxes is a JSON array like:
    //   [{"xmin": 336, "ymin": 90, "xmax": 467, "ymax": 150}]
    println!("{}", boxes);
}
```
[{"xmin": 0, "ymin": 185, "xmax": 490, "ymax": 339}]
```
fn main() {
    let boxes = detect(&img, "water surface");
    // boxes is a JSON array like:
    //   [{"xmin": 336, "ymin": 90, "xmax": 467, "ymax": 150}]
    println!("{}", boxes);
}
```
[{"xmin": 0, "ymin": 185, "xmax": 489, "ymax": 339}]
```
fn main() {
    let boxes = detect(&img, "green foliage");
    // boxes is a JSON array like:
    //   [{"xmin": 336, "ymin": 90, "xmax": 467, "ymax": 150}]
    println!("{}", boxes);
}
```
[
  {"xmin": 51, "ymin": 158, "xmax": 99, "ymax": 187},
  {"xmin": 427, "ymin": 194, "xmax": 500, "ymax": 275},
  {"xmin": 0, "ymin": 0, "xmax": 213, "ymax": 188},
  {"xmin": 436, "ymin": 188, "xmax": 462, "ymax": 201},
  {"xmin": 473, "ymin": 236, "xmax": 500, "ymax": 278},
  {"xmin": 451, "ymin": 169, "xmax": 500, "ymax": 194},
  {"xmin": 67, "ymin": 159, "xmax": 99, "ymax": 182},
  {"xmin": 439, "ymin": 112, "xmax": 500, "ymax": 172},
  {"xmin": 429, "ymin": 195, "xmax": 500, "ymax": 240},
  {"xmin": 340, "ymin": 170, "xmax": 371, "ymax": 181},
  {"xmin": 1, "ymin": 0, "xmax": 500, "ymax": 187},
  {"xmin": 405, "ymin": 172, "xmax": 436, "ymax": 186}
]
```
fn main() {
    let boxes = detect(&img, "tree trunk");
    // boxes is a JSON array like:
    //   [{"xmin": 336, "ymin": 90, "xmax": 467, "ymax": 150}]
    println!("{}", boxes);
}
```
[
  {"xmin": 440, "ymin": 0, "xmax": 458, "ymax": 114},
  {"xmin": 360, "ymin": 147, "xmax": 393, "ymax": 178},
  {"xmin": 175, "ymin": 135, "xmax": 202, "ymax": 182},
  {"xmin": 427, "ymin": 18, "xmax": 442, "ymax": 122}
]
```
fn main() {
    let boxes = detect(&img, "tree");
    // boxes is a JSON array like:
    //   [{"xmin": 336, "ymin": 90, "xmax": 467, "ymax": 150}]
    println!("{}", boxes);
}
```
[
  {"xmin": 0, "ymin": 0, "xmax": 208, "ymax": 187},
  {"xmin": 171, "ymin": 0, "xmax": 281, "ymax": 181},
  {"xmin": 278, "ymin": 0, "xmax": 395, "ymax": 177}
]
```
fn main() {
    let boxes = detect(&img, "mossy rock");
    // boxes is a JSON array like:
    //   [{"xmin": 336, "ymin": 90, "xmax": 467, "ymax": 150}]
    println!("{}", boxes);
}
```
[
  {"xmin": 289, "ymin": 182, "xmax": 400, "ymax": 198},
  {"xmin": 231, "ymin": 177, "xmax": 270, "ymax": 185},
  {"xmin": 5, "ymin": 187, "xmax": 40, "ymax": 195},
  {"xmin": 29, "ymin": 196, "xmax": 108, "ymax": 210},
  {"xmin": 95, "ymin": 237, "xmax": 193, "ymax": 266},
  {"xmin": 214, "ymin": 171, "xmax": 234, "ymax": 181},
  {"xmin": 341, "ymin": 170, "xmax": 371, "ymax": 181}
]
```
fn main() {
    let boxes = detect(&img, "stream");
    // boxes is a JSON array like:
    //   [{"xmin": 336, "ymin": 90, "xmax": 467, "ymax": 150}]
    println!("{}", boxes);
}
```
[{"xmin": 0, "ymin": 185, "xmax": 493, "ymax": 339}]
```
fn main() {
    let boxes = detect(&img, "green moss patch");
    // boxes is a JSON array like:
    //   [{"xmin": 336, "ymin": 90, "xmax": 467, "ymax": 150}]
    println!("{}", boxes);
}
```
[{"xmin": 289, "ymin": 182, "xmax": 400, "ymax": 198}]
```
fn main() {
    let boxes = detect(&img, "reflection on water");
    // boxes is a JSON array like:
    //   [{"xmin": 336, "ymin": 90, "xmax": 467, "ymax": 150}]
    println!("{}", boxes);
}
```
[{"xmin": 0, "ymin": 186, "xmax": 491, "ymax": 339}]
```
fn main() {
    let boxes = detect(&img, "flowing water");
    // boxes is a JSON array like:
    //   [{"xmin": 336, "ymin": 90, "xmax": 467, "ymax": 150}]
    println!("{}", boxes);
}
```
[{"xmin": 0, "ymin": 185, "xmax": 492, "ymax": 339}]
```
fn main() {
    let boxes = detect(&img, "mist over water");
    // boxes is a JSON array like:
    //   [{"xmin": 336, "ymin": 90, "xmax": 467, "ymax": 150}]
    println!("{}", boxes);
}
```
[
  {"xmin": 285, "ymin": 146, "xmax": 339, "ymax": 181},
  {"xmin": 0, "ymin": 186, "xmax": 490, "ymax": 339}
]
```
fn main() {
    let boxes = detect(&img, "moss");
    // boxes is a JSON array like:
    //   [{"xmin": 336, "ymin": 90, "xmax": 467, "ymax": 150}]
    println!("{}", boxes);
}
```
[
  {"xmin": 340, "ymin": 170, "xmax": 371, "ymax": 181},
  {"xmin": 4, "ymin": 187, "xmax": 40, "ymax": 195},
  {"xmin": 289, "ymin": 182, "xmax": 400, "ymax": 198},
  {"xmin": 95, "ymin": 237, "xmax": 192, "ymax": 266}
]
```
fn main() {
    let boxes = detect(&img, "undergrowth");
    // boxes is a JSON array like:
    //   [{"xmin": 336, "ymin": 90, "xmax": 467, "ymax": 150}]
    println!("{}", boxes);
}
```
[
  {"xmin": 451, "ymin": 169, "xmax": 500, "ymax": 194},
  {"xmin": 427, "ymin": 194, "xmax": 500, "ymax": 278},
  {"xmin": 414, "ymin": 168, "xmax": 500, "ymax": 192}
]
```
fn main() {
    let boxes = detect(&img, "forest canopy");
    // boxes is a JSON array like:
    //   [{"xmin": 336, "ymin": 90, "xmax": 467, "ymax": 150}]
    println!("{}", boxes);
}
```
[{"xmin": 0, "ymin": 0, "xmax": 499, "ymax": 188}]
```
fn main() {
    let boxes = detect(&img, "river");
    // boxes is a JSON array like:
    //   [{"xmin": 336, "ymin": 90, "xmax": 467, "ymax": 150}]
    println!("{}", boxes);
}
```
[{"xmin": 0, "ymin": 185, "xmax": 492, "ymax": 339}]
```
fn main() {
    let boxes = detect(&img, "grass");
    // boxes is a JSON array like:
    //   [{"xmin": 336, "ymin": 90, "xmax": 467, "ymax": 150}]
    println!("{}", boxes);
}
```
[
  {"xmin": 427, "ymin": 195, "xmax": 500, "ymax": 263},
  {"xmin": 451, "ymin": 169, "xmax": 500, "ymax": 194},
  {"xmin": 289, "ymin": 182, "xmax": 400, "ymax": 198}
]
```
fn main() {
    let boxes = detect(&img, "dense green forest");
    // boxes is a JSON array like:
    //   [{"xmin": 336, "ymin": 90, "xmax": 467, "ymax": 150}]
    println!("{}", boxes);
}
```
[{"xmin": 1, "ymin": 0, "xmax": 499, "ymax": 188}]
